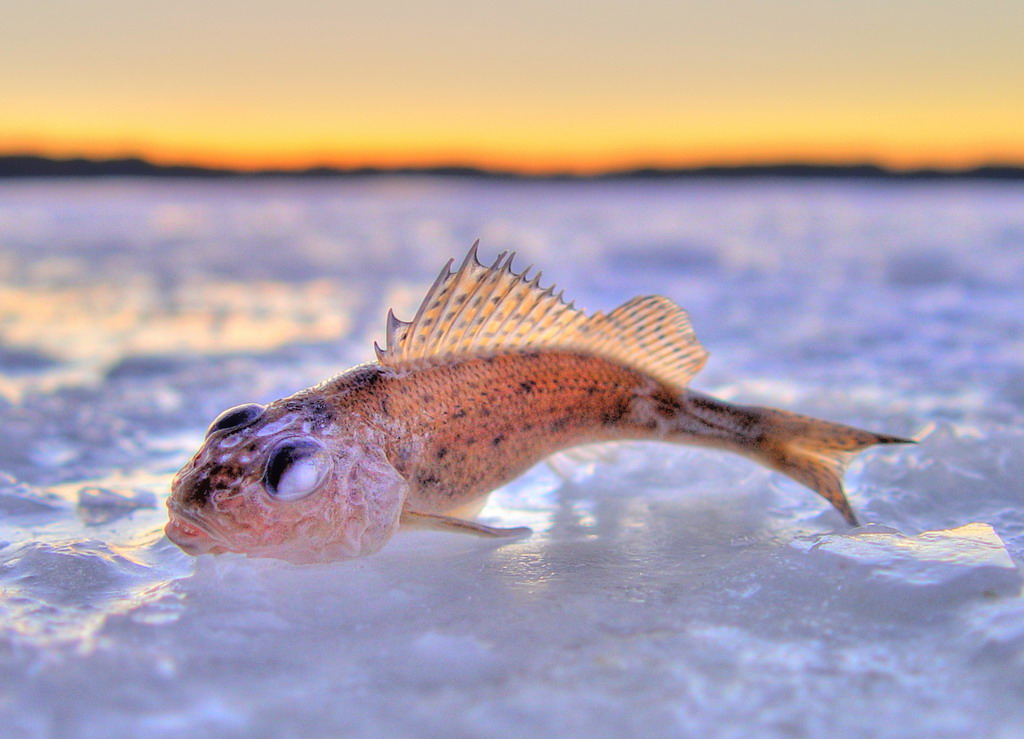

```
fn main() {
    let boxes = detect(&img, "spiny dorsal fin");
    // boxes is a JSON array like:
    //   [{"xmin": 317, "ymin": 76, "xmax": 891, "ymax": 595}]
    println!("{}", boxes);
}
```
[{"xmin": 375, "ymin": 242, "xmax": 709, "ymax": 390}]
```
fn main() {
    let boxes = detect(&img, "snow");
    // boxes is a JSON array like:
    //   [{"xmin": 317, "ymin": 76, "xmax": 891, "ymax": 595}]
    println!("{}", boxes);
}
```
[{"xmin": 0, "ymin": 177, "xmax": 1022, "ymax": 737}]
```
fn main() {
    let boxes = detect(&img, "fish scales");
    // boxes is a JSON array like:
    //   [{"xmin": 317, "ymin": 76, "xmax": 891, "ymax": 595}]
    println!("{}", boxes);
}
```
[
  {"xmin": 380, "ymin": 352, "xmax": 663, "ymax": 512},
  {"xmin": 165, "ymin": 243, "xmax": 913, "ymax": 563}
]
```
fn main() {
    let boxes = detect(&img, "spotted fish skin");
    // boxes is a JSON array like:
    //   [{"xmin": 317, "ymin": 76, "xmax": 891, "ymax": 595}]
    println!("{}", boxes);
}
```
[
  {"xmin": 165, "ymin": 243, "xmax": 912, "ymax": 563},
  {"xmin": 369, "ymin": 351, "xmax": 903, "ymax": 523},
  {"xmin": 378, "ymin": 352, "xmax": 657, "ymax": 512}
]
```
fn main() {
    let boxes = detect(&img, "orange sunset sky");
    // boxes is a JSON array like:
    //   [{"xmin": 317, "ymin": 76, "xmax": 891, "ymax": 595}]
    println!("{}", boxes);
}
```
[{"xmin": 3, "ymin": 1, "xmax": 1023, "ymax": 173}]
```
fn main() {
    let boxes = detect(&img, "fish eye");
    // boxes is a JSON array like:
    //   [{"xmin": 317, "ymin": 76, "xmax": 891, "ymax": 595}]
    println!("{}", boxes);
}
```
[
  {"xmin": 206, "ymin": 403, "xmax": 265, "ymax": 437},
  {"xmin": 264, "ymin": 439, "xmax": 332, "ymax": 501}
]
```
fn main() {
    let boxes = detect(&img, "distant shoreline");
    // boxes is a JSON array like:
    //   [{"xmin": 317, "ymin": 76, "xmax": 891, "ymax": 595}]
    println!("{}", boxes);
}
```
[{"xmin": 2, "ymin": 154, "xmax": 1023, "ymax": 181}]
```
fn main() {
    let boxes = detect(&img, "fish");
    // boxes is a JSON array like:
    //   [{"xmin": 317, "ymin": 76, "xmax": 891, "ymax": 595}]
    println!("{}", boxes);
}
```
[{"xmin": 165, "ymin": 242, "xmax": 912, "ymax": 563}]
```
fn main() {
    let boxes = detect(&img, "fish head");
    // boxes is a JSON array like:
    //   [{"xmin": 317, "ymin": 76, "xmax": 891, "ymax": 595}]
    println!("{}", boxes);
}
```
[{"xmin": 166, "ymin": 396, "xmax": 407, "ymax": 564}]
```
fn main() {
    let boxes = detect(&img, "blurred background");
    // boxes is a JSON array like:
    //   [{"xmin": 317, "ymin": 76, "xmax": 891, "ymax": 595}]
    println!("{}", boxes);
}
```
[
  {"xmin": 2, "ymin": 3, "xmax": 1024, "ymax": 737},
  {"xmin": 3, "ymin": 0, "xmax": 1022, "ymax": 173}
]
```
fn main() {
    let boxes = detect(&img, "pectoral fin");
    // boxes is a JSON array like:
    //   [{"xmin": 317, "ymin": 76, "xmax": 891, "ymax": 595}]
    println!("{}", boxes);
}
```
[{"xmin": 400, "ymin": 510, "xmax": 531, "ymax": 538}]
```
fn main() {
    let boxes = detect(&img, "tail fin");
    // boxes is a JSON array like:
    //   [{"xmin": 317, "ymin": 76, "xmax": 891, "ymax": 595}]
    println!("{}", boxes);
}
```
[{"xmin": 754, "ymin": 408, "xmax": 913, "ymax": 525}]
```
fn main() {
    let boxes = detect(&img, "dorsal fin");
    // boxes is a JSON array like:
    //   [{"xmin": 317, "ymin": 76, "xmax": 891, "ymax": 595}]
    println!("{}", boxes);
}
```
[{"xmin": 375, "ymin": 242, "xmax": 709, "ymax": 390}]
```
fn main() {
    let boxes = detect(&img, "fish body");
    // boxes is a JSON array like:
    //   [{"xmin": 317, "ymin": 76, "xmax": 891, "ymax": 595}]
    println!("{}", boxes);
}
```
[{"xmin": 166, "ymin": 244, "xmax": 911, "ymax": 563}]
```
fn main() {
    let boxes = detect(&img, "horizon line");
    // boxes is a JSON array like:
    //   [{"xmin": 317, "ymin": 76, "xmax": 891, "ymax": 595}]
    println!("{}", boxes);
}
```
[{"xmin": 2, "ymin": 153, "xmax": 1024, "ymax": 181}]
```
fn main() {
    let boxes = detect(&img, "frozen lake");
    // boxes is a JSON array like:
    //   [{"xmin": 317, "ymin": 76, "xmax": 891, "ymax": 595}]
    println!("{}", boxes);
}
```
[{"xmin": 1, "ymin": 177, "xmax": 1022, "ymax": 737}]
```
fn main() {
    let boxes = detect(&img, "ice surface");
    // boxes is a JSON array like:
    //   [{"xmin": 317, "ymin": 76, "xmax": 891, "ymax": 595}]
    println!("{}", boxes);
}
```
[
  {"xmin": 796, "ymin": 522, "xmax": 1019, "ymax": 588},
  {"xmin": 76, "ymin": 486, "xmax": 158, "ymax": 526},
  {"xmin": 0, "ymin": 178, "xmax": 1022, "ymax": 737}
]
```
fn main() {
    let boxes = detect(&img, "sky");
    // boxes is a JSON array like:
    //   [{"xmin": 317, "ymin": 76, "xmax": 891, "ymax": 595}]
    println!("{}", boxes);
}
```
[{"xmin": 2, "ymin": 1, "xmax": 1023, "ymax": 173}]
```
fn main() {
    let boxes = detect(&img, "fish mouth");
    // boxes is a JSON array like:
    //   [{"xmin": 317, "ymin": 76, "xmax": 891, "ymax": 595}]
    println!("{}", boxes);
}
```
[{"xmin": 165, "ymin": 506, "xmax": 231, "ymax": 556}]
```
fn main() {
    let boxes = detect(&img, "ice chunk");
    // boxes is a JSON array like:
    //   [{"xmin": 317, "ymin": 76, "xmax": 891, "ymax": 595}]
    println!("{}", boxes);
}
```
[
  {"xmin": 27, "ymin": 438, "xmax": 80, "ymax": 468},
  {"xmin": 0, "ymin": 473, "xmax": 63, "ymax": 515},
  {"xmin": 76, "ymin": 486, "xmax": 158, "ymax": 525},
  {"xmin": 545, "ymin": 442, "xmax": 622, "ymax": 482},
  {"xmin": 794, "ymin": 523, "xmax": 1019, "ymax": 589},
  {"xmin": 0, "ymin": 539, "xmax": 155, "ymax": 606}
]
